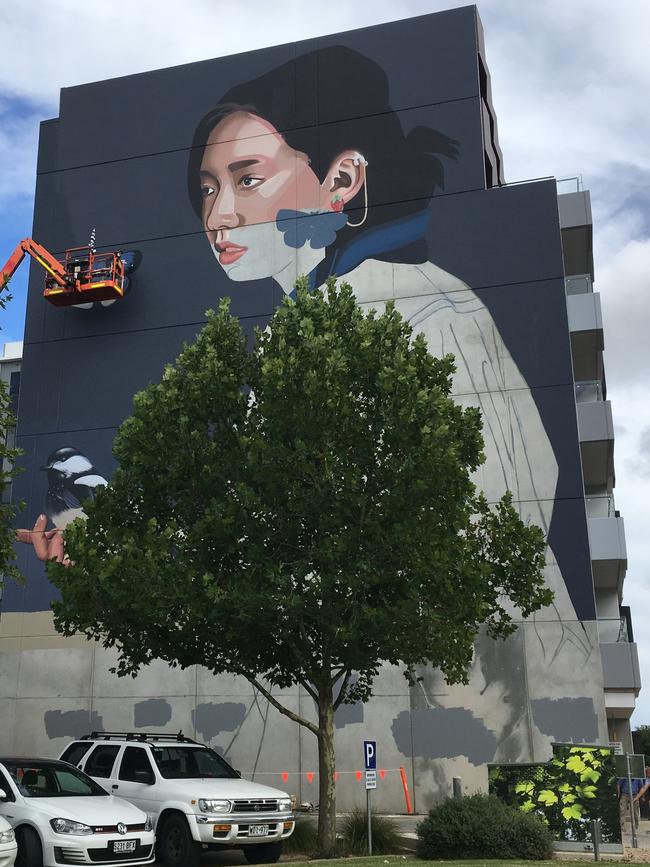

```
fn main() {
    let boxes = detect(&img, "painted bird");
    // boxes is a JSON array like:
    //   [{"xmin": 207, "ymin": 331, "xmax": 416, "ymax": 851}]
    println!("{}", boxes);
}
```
[{"xmin": 42, "ymin": 447, "xmax": 108, "ymax": 529}]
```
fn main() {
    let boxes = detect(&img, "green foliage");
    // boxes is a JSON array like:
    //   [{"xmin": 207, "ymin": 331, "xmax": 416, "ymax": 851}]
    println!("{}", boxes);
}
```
[
  {"xmin": 51, "ymin": 279, "xmax": 549, "ymax": 690},
  {"xmin": 416, "ymin": 793, "xmax": 553, "ymax": 860},
  {"xmin": 340, "ymin": 809, "xmax": 403, "ymax": 855},
  {"xmin": 488, "ymin": 744, "xmax": 620, "ymax": 843},
  {"xmin": 0, "ymin": 275, "xmax": 23, "ymax": 582},
  {"xmin": 633, "ymin": 725, "xmax": 650, "ymax": 762},
  {"xmin": 282, "ymin": 818, "xmax": 318, "ymax": 855}
]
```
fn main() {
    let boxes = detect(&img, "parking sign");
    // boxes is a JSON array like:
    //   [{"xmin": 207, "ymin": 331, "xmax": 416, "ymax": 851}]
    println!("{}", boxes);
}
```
[{"xmin": 364, "ymin": 740, "xmax": 376, "ymax": 770}]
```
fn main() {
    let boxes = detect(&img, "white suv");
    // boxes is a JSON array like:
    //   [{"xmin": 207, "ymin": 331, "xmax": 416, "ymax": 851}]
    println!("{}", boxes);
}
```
[{"xmin": 59, "ymin": 734, "xmax": 294, "ymax": 867}]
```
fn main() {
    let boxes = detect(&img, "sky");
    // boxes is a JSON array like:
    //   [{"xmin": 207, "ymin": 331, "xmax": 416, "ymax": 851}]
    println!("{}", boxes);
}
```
[{"xmin": 0, "ymin": 0, "xmax": 649, "ymax": 725}]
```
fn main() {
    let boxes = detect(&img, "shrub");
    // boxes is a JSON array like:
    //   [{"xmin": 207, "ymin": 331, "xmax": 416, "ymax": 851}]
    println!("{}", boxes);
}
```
[
  {"xmin": 340, "ymin": 807, "xmax": 403, "ymax": 855},
  {"xmin": 282, "ymin": 817, "xmax": 318, "ymax": 855},
  {"xmin": 416, "ymin": 793, "xmax": 553, "ymax": 860}
]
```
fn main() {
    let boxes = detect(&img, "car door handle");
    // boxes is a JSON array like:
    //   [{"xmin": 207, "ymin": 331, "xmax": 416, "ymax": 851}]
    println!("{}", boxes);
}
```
[{"xmin": 111, "ymin": 785, "xmax": 119, "ymax": 790}]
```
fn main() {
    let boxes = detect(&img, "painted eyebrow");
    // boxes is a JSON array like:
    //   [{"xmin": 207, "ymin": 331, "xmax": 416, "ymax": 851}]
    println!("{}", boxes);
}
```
[{"xmin": 228, "ymin": 158, "xmax": 264, "ymax": 172}]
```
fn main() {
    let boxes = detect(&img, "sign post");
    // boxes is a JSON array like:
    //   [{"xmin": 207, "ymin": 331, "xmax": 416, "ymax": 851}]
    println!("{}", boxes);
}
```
[
  {"xmin": 626, "ymin": 753, "xmax": 638, "ymax": 849},
  {"xmin": 363, "ymin": 741, "xmax": 377, "ymax": 856}
]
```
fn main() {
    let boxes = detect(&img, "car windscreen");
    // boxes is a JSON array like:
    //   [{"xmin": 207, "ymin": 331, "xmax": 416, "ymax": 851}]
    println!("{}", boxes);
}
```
[
  {"xmin": 4, "ymin": 762, "xmax": 109, "ymax": 797},
  {"xmin": 149, "ymin": 746, "xmax": 238, "ymax": 779}
]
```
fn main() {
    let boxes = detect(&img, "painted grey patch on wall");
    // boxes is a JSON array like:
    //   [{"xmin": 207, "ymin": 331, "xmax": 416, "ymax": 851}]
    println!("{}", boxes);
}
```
[
  {"xmin": 531, "ymin": 697, "xmax": 598, "ymax": 743},
  {"xmin": 134, "ymin": 698, "xmax": 172, "ymax": 728},
  {"xmin": 192, "ymin": 702, "xmax": 247, "ymax": 741},
  {"xmin": 334, "ymin": 701, "xmax": 363, "ymax": 729},
  {"xmin": 393, "ymin": 707, "xmax": 497, "ymax": 765},
  {"xmin": 44, "ymin": 709, "xmax": 103, "ymax": 739}
]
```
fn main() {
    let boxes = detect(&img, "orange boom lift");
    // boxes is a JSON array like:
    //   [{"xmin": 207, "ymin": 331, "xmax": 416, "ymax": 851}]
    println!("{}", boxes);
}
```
[{"xmin": 0, "ymin": 238, "xmax": 128, "ymax": 307}]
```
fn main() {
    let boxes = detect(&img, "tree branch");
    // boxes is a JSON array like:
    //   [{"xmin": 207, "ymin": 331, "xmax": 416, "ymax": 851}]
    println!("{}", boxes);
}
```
[
  {"xmin": 298, "ymin": 677, "xmax": 319, "ymax": 703},
  {"xmin": 333, "ymin": 669, "xmax": 353, "ymax": 711},
  {"xmin": 244, "ymin": 674, "xmax": 319, "ymax": 736}
]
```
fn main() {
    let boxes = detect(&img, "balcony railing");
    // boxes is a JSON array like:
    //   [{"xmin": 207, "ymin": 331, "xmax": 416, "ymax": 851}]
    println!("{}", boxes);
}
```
[
  {"xmin": 586, "ymin": 495, "xmax": 615, "ymax": 518},
  {"xmin": 565, "ymin": 274, "xmax": 593, "ymax": 295},
  {"xmin": 598, "ymin": 617, "xmax": 631, "ymax": 643},
  {"xmin": 575, "ymin": 380, "xmax": 603, "ymax": 403},
  {"xmin": 557, "ymin": 176, "xmax": 583, "ymax": 195}
]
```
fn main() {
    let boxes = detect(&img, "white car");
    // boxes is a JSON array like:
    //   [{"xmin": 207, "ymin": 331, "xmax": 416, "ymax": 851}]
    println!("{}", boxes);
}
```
[
  {"xmin": 0, "ymin": 758, "xmax": 155, "ymax": 867},
  {"xmin": 60, "ymin": 733, "xmax": 295, "ymax": 866},
  {"xmin": 0, "ymin": 816, "xmax": 17, "ymax": 867}
]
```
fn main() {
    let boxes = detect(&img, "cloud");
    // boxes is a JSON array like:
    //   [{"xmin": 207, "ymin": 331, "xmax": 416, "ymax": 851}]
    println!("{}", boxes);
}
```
[
  {"xmin": 625, "ymin": 426, "xmax": 650, "ymax": 480},
  {"xmin": 597, "ymin": 239, "xmax": 650, "ymax": 387},
  {"xmin": 0, "ymin": 98, "xmax": 41, "ymax": 202}
]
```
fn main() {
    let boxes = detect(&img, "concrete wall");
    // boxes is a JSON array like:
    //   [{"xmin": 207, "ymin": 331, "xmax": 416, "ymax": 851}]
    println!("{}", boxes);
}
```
[{"xmin": 0, "ymin": 612, "xmax": 608, "ymax": 811}]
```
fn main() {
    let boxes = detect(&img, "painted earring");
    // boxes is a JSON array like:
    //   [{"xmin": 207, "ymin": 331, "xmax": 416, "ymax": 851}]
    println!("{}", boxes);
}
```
[
  {"xmin": 330, "ymin": 194, "xmax": 345, "ymax": 213},
  {"xmin": 347, "ymin": 156, "xmax": 369, "ymax": 228}
]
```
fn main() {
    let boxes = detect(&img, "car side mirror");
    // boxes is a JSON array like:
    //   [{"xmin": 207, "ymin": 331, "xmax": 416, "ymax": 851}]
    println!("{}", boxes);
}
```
[
  {"xmin": 133, "ymin": 770, "xmax": 154, "ymax": 785},
  {"xmin": 0, "ymin": 788, "xmax": 6, "ymax": 801}
]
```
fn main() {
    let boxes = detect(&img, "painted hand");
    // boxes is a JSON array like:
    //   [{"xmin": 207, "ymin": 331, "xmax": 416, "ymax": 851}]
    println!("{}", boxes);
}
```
[{"xmin": 16, "ymin": 514, "xmax": 70, "ymax": 565}]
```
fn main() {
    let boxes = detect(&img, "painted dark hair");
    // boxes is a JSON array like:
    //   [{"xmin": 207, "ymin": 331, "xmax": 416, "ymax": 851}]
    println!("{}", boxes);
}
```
[{"xmin": 188, "ymin": 45, "xmax": 459, "ymax": 243}]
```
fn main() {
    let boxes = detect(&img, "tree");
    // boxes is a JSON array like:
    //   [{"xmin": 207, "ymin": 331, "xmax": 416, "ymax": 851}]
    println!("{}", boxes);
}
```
[
  {"xmin": 0, "ymin": 275, "xmax": 23, "ymax": 582},
  {"xmin": 50, "ymin": 279, "xmax": 552, "ymax": 855},
  {"xmin": 633, "ymin": 725, "xmax": 650, "ymax": 760}
]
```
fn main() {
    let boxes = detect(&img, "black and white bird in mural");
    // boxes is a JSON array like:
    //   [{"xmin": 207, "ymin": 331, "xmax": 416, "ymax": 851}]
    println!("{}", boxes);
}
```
[{"xmin": 42, "ymin": 447, "xmax": 108, "ymax": 529}]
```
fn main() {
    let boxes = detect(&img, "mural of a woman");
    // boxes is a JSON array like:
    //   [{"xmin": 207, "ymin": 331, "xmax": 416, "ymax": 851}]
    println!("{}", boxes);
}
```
[
  {"xmin": 187, "ymin": 47, "xmax": 604, "ymax": 766},
  {"xmin": 187, "ymin": 46, "xmax": 578, "ymax": 622}
]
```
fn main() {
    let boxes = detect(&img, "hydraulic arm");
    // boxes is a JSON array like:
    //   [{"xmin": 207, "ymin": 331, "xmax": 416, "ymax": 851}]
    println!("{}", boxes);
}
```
[
  {"xmin": 1, "ymin": 238, "xmax": 67, "ymax": 289},
  {"xmin": 0, "ymin": 238, "xmax": 129, "ymax": 307}
]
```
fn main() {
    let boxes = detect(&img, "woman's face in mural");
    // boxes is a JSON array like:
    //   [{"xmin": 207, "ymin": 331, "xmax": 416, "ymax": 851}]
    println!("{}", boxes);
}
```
[{"xmin": 199, "ymin": 111, "xmax": 364, "ymax": 285}]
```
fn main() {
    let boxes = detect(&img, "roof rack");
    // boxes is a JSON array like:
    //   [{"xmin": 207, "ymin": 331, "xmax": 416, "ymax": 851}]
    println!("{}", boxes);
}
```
[{"xmin": 81, "ymin": 731, "xmax": 199, "ymax": 744}]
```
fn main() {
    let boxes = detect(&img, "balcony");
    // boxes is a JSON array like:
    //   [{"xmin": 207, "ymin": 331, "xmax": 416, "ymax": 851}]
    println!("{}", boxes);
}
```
[
  {"xmin": 567, "ymin": 290, "xmax": 604, "ymax": 382},
  {"xmin": 588, "ymin": 513, "xmax": 627, "ymax": 593},
  {"xmin": 599, "ymin": 608, "xmax": 639, "ymax": 717},
  {"xmin": 576, "ymin": 381, "xmax": 614, "ymax": 490},
  {"xmin": 558, "ymin": 182, "xmax": 594, "ymax": 279}
]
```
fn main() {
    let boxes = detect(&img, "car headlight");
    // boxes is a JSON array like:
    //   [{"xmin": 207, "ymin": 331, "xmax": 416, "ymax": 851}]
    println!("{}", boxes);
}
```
[
  {"xmin": 197, "ymin": 799, "xmax": 231, "ymax": 814},
  {"xmin": 0, "ymin": 829, "xmax": 15, "ymax": 844},
  {"xmin": 278, "ymin": 798, "xmax": 292, "ymax": 812},
  {"xmin": 144, "ymin": 817, "xmax": 153, "ymax": 832},
  {"xmin": 50, "ymin": 819, "xmax": 93, "ymax": 836}
]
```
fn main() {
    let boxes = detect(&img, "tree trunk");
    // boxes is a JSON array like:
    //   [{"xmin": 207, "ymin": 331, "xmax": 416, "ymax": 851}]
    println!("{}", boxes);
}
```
[{"xmin": 317, "ymin": 682, "xmax": 337, "ymax": 856}]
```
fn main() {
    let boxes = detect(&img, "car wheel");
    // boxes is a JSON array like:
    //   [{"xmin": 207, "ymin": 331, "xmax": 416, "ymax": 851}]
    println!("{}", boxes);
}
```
[
  {"xmin": 243, "ymin": 842, "xmax": 283, "ymax": 864},
  {"xmin": 159, "ymin": 814, "xmax": 201, "ymax": 867},
  {"xmin": 15, "ymin": 827, "xmax": 43, "ymax": 867}
]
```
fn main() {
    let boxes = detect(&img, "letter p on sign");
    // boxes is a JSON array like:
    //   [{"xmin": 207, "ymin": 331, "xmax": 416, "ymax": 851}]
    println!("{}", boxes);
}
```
[{"xmin": 364, "ymin": 740, "xmax": 377, "ymax": 770}]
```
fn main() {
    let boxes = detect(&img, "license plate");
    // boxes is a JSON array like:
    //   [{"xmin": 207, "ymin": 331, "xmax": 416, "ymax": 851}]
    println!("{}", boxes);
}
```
[
  {"xmin": 112, "ymin": 840, "xmax": 137, "ymax": 853},
  {"xmin": 248, "ymin": 825, "xmax": 269, "ymax": 837}
]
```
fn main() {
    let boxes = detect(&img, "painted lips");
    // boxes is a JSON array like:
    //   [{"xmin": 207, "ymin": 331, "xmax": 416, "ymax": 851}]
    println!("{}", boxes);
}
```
[{"xmin": 216, "ymin": 243, "xmax": 247, "ymax": 265}]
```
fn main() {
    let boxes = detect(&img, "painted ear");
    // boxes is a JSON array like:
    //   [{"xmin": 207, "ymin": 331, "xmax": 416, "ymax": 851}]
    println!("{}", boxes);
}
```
[{"xmin": 321, "ymin": 151, "xmax": 366, "ymax": 207}]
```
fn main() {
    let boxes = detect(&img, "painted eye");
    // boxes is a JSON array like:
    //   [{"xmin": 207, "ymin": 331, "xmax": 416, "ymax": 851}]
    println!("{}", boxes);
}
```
[
  {"xmin": 201, "ymin": 184, "xmax": 216, "ymax": 198},
  {"xmin": 239, "ymin": 176, "xmax": 264, "ymax": 189}
]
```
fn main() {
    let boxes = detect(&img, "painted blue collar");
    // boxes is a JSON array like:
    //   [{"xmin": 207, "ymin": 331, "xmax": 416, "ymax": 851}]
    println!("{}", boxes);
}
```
[{"xmin": 288, "ymin": 206, "xmax": 432, "ymax": 299}]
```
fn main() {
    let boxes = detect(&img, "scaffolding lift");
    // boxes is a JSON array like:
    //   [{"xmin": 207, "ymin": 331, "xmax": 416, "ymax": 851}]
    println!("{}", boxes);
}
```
[{"xmin": 1, "ymin": 238, "xmax": 133, "ymax": 307}]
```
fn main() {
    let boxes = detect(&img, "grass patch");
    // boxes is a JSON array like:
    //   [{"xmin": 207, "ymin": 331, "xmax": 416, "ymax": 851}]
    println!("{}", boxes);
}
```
[{"xmin": 281, "ymin": 861, "xmax": 642, "ymax": 867}]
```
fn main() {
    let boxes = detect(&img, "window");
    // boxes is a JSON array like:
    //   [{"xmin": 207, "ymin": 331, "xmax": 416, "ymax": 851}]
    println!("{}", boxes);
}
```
[
  {"xmin": 60, "ymin": 741, "xmax": 93, "ymax": 767},
  {"xmin": 84, "ymin": 745, "xmax": 120, "ymax": 779},
  {"xmin": 119, "ymin": 747, "xmax": 155, "ymax": 783},
  {"xmin": 3, "ymin": 762, "xmax": 106, "ymax": 797},
  {"xmin": 150, "ymin": 746, "xmax": 238, "ymax": 779},
  {"xmin": 0, "ymin": 768, "xmax": 15, "ymax": 802},
  {"xmin": 8, "ymin": 371, "xmax": 19, "ymax": 415}
]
